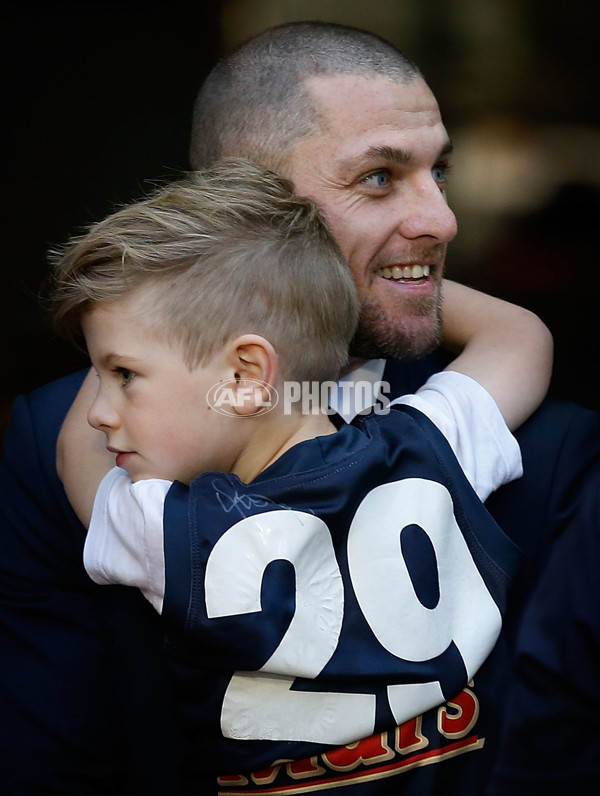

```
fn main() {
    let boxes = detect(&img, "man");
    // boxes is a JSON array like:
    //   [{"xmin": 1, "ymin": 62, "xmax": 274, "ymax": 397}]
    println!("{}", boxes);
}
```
[
  {"xmin": 188, "ymin": 14, "xmax": 600, "ymax": 664},
  {"xmin": 191, "ymin": 22, "xmax": 453, "ymax": 365},
  {"xmin": 1, "ymin": 21, "xmax": 599, "ymax": 795}
]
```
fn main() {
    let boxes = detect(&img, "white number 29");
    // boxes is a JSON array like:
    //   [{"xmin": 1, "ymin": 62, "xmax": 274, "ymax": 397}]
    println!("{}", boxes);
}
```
[{"xmin": 204, "ymin": 479, "xmax": 501, "ymax": 744}]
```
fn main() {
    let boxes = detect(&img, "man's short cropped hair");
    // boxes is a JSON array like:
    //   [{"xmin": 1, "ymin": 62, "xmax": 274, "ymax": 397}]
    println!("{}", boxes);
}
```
[
  {"xmin": 190, "ymin": 21, "xmax": 422, "ymax": 173},
  {"xmin": 51, "ymin": 158, "xmax": 359, "ymax": 384}
]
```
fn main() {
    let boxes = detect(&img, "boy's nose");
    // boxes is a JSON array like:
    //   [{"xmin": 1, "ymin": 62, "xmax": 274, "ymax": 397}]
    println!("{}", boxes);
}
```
[{"xmin": 87, "ymin": 388, "xmax": 119, "ymax": 431}]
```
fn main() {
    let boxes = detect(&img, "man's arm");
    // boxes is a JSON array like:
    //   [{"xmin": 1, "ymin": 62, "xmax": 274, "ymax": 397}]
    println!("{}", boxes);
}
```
[
  {"xmin": 441, "ymin": 280, "xmax": 553, "ymax": 430},
  {"xmin": 56, "ymin": 370, "xmax": 172, "ymax": 610},
  {"xmin": 57, "ymin": 368, "xmax": 115, "ymax": 527}
]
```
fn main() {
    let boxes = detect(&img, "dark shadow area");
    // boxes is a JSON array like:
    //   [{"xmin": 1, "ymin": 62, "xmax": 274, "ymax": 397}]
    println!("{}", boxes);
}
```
[
  {"xmin": 2, "ymin": 3, "xmax": 222, "ymax": 438},
  {"xmin": 471, "ymin": 182, "xmax": 600, "ymax": 414}
]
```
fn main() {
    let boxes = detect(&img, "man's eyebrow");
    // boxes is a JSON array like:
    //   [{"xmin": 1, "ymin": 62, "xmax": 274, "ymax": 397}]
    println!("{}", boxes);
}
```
[
  {"xmin": 341, "ymin": 139, "xmax": 454, "ymax": 170},
  {"xmin": 369, "ymin": 140, "xmax": 454, "ymax": 162},
  {"xmin": 339, "ymin": 146, "xmax": 411, "ymax": 171},
  {"xmin": 364, "ymin": 145, "xmax": 412, "ymax": 164},
  {"xmin": 439, "ymin": 139, "xmax": 454, "ymax": 159}
]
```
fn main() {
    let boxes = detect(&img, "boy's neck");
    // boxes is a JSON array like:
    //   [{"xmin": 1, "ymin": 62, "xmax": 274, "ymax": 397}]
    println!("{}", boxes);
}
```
[
  {"xmin": 233, "ymin": 411, "xmax": 337, "ymax": 483},
  {"xmin": 339, "ymin": 357, "xmax": 367, "ymax": 377}
]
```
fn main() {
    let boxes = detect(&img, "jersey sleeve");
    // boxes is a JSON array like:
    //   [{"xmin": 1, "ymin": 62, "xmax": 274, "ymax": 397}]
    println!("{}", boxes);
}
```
[
  {"xmin": 390, "ymin": 371, "xmax": 522, "ymax": 501},
  {"xmin": 84, "ymin": 467, "xmax": 172, "ymax": 613}
]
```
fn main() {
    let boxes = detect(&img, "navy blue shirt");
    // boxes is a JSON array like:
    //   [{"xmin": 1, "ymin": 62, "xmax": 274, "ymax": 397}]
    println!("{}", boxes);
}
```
[
  {"xmin": 159, "ymin": 405, "xmax": 521, "ymax": 792},
  {"xmin": 1, "ymin": 361, "xmax": 599, "ymax": 793},
  {"xmin": 486, "ymin": 469, "xmax": 600, "ymax": 795}
]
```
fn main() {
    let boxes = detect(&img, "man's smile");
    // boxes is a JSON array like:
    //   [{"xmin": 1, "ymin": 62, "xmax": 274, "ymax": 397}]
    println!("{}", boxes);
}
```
[{"xmin": 376, "ymin": 263, "xmax": 431, "ymax": 281}]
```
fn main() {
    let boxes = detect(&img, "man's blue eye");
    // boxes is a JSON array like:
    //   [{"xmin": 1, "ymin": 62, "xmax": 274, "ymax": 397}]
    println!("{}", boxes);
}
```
[
  {"xmin": 432, "ymin": 163, "xmax": 451, "ymax": 184},
  {"xmin": 363, "ymin": 171, "xmax": 389, "ymax": 187}
]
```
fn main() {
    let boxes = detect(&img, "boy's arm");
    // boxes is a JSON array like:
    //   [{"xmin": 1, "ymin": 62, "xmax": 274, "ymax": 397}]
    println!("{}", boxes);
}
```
[
  {"xmin": 56, "ymin": 368, "xmax": 115, "ymax": 527},
  {"xmin": 441, "ymin": 280, "xmax": 553, "ymax": 430}
]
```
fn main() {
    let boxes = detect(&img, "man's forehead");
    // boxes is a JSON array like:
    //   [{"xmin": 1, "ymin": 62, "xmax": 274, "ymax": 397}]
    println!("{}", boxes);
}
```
[
  {"xmin": 301, "ymin": 73, "xmax": 443, "ymax": 141},
  {"xmin": 303, "ymin": 72, "xmax": 436, "ymax": 111},
  {"xmin": 290, "ymin": 74, "xmax": 449, "ymax": 170}
]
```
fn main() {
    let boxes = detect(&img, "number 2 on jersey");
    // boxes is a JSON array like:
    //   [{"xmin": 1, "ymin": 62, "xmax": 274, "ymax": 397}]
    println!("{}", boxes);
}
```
[{"xmin": 204, "ymin": 478, "xmax": 501, "ymax": 744}]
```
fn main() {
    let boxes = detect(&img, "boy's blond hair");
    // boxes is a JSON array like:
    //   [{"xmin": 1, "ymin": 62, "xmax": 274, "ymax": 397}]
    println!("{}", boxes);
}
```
[{"xmin": 51, "ymin": 158, "xmax": 359, "ymax": 383}]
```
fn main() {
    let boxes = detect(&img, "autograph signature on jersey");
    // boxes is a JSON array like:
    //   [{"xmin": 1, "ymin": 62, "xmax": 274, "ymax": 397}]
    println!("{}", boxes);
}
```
[{"xmin": 212, "ymin": 480, "xmax": 314, "ymax": 519}]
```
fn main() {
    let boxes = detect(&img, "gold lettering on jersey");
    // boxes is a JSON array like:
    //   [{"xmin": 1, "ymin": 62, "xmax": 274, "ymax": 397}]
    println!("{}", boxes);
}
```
[{"xmin": 218, "ymin": 685, "xmax": 484, "ymax": 793}]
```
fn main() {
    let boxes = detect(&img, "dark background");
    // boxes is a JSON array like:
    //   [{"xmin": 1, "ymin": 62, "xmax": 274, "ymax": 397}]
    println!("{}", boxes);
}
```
[
  {"xmin": 3, "ymin": 3, "xmax": 222, "ymax": 435},
  {"xmin": 3, "ymin": 1, "xmax": 598, "ymax": 441}
]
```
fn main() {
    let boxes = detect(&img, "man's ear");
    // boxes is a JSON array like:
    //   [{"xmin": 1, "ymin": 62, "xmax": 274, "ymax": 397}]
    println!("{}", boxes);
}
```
[{"xmin": 226, "ymin": 334, "xmax": 279, "ymax": 417}]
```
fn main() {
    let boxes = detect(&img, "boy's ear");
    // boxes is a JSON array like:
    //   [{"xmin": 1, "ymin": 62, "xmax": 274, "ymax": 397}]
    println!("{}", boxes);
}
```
[{"xmin": 226, "ymin": 334, "xmax": 278, "ymax": 417}]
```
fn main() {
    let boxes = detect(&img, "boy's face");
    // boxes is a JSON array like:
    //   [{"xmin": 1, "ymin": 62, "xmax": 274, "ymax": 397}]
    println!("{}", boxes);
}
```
[{"xmin": 81, "ymin": 293, "xmax": 238, "ymax": 483}]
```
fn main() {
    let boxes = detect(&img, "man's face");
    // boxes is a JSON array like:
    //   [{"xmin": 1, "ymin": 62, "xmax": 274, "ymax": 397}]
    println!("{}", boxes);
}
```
[{"xmin": 285, "ymin": 74, "xmax": 457, "ymax": 361}]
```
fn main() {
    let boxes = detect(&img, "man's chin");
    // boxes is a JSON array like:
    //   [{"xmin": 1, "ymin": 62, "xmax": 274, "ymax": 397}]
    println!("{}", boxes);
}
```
[
  {"xmin": 349, "ymin": 338, "xmax": 438, "ymax": 361},
  {"xmin": 349, "ymin": 323, "xmax": 441, "ymax": 361},
  {"xmin": 349, "ymin": 297, "xmax": 442, "ymax": 359},
  {"xmin": 350, "ymin": 301, "xmax": 442, "ymax": 361}
]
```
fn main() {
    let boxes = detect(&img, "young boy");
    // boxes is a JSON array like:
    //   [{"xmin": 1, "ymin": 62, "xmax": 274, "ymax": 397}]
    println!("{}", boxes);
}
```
[{"xmin": 54, "ymin": 158, "xmax": 552, "ymax": 792}]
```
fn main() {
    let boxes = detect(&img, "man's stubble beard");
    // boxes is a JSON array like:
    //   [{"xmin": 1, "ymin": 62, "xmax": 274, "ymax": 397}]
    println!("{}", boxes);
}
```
[{"xmin": 348, "ymin": 292, "xmax": 443, "ymax": 361}]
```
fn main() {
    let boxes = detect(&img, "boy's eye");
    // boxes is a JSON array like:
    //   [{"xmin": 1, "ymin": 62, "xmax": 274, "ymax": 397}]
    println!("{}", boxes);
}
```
[
  {"xmin": 361, "ymin": 170, "xmax": 390, "ymax": 188},
  {"xmin": 115, "ymin": 367, "xmax": 136, "ymax": 386}
]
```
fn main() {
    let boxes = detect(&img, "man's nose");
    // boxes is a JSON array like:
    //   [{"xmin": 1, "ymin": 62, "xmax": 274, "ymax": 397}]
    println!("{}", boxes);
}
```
[{"xmin": 397, "ymin": 177, "xmax": 458, "ymax": 243}]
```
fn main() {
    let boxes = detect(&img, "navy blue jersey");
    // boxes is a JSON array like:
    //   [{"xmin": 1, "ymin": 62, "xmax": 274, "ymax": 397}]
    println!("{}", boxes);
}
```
[
  {"xmin": 160, "ymin": 406, "xmax": 522, "ymax": 792},
  {"xmin": 2, "ymin": 362, "xmax": 600, "ymax": 794}
]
